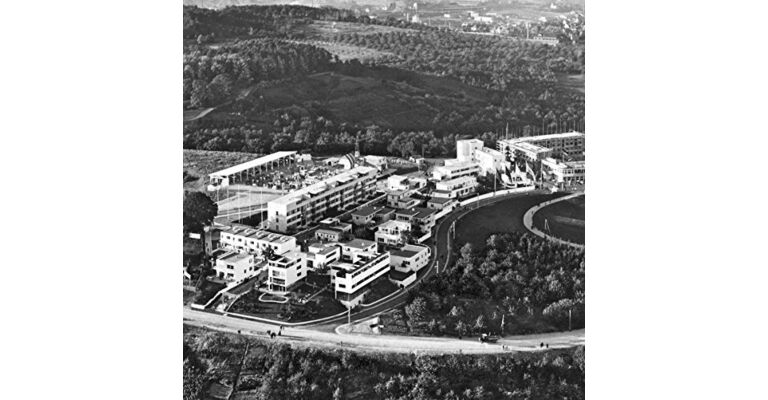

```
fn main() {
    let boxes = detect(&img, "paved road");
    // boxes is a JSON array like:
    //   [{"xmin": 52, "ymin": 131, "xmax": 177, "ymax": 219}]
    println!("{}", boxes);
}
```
[
  {"xmin": 184, "ymin": 189, "xmax": 586, "ymax": 353},
  {"xmin": 184, "ymin": 307, "xmax": 584, "ymax": 354}
]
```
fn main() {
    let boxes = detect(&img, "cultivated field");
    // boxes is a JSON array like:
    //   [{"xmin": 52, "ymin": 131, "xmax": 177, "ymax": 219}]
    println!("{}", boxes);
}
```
[
  {"xmin": 291, "ymin": 39, "xmax": 398, "ymax": 62},
  {"xmin": 302, "ymin": 20, "xmax": 416, "ymax": 39}
]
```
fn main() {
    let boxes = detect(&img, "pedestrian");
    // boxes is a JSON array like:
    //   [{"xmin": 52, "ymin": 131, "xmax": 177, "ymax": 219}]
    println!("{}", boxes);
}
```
[
  {"xmin": 546, "ymin": 343, "xmax": 549, "ymax": 349},
  {"xmin": 540, "ymin": 342, "xmax": 544, "ymax": 348}
]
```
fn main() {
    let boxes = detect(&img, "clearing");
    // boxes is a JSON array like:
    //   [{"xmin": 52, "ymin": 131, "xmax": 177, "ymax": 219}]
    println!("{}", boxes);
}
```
[{"xmin": 532, "ymin": 194, "xmax": 585, "ymax": 244}]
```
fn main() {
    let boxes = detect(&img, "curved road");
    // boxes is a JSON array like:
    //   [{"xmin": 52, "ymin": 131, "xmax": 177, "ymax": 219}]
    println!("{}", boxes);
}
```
[{"xmin": 184, "ymin": 190, "xmax": 585, "ymax": 353}]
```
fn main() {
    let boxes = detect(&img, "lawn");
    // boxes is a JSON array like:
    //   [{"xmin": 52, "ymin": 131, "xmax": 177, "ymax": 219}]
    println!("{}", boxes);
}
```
[
  {"xmin": 532, "ymin": 194, "xmax": 585, "ymax": 244},
  {"xmin": 191, "ymin": 279, "xmax": 226, "ymax": 306},
  {"xmin": 228, "ymin": 287, "xmax": 345, "ymax": 322},
  {"xmin": 454, "ymin": 193, "xmax": 567, "ymax": 249},
  {"xmin": 363, "ymin": 278, "xmax": 399, "ymax": 304}
]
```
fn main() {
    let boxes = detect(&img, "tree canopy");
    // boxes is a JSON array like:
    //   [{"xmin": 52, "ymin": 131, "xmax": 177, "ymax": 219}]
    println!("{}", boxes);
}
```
[{"xmin": 183, "ymin": 190, "xmax": 217, "ymax": 235}]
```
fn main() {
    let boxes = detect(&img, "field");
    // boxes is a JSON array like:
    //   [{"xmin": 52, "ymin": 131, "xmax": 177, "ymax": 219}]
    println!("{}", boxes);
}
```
[
  {"xmin": 301, "ymin": 20, "xmax": 416, "ymax": 39},
  {"xmin": 454, "ymin": 192, "xmax": 568, "ymax": 249},
  {"xmin": 290, "ymin": 39, "xmax": 397, "ymax": 62},
  {"xmin": 532, "ymin": 194, "xmax": 585, "ymax": 244},
  {"xmin": 183, "ymin": 149, "xmax": 261, "ymax": 191},
  {"xmin": 556, "ymin": 73, "xmax": 585, "ymax": 94},
  {"xmin": 228, "ymin": 69, "xmax": 496, "ymax": 133}
]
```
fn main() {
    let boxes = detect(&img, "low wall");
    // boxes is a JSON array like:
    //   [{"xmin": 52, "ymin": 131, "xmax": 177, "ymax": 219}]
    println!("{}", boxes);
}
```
[
  {"xmin": 458, "ymin": 185, "xmax": 535, "ymax": 207},
  {"xmin": 523, "ymin": 192, "xmax": 585, "ymax": 249}
]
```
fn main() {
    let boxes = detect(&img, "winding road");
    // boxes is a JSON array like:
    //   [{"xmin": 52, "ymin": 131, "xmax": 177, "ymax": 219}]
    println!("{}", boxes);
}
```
[{"xmin": 184, "ymin": 189, "xmax": 585, "ymax": 354}]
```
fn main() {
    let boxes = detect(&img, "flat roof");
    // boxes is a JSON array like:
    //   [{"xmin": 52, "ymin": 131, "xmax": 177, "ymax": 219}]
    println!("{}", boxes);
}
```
[
  {"xmin": 270, "ymin": 166, "xmax": 376, "ymax": 206},
  {"xmin": 434, "ymin": 161, "xmax": 478, "ymax": 171},
  {"xmin": 511, "ymin": 141, "xmax": 550, "ymax": 153},
  {"xmin": 414, "ymin": 207, "xmax": 437, "ymax": 219},
  {"xmin": 500, "ymin": 131, "xmax": 584, "ymax": 145},
  {"xmin": 438, "ymin": 176, "xmax": 477, "ymax": 186},
  {"xmin": 219, "ymin": 252, "xmax": 251, "ymax": 264},
  {"xmin": 209, "ymin": 151, "xmax": 296, "ymax": 178},
  {"xmin": 395, "ymin": 209, "xmax": 420, "ymax": 217},
  {"xmin": 223, "ymin": 227, "xmax": 293, "ymax": 244},
  {"xmin": 390, "ymin": 248, "xmax": 419, "ymax": 258},
  {"xmin": 378, "ymin": 219, "xmax": 410, "ymax": 230},
  {"xmin": 351, "ymin": 205, "xmax": 379, "ymax": 217},
  {"xmin": 428, "ymin": 197, "xmax": 454, "ymax": 204},
  {"xmin": 342, "ymin": 238, "xmax": 376, "ymax": 249},
  {"xmin": 389, "ymin": 269, "xmax": 416, "ymax": 281}
]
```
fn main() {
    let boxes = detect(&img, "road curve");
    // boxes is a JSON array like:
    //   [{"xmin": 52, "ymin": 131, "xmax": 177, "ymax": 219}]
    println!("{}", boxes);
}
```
[
  {"xmin": 184, "ymin": 307, "xmax": 584, "ymax": 354},
  {"xmin": 184, "ymin": 190, "xmax": 586, "ymax": 353}
]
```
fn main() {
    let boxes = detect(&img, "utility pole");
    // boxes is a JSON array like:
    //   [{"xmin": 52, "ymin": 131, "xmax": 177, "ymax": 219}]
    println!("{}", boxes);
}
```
[
  {"xmin": 347, "ymin": 304, "xmax": 351, "ymax": 326},
  {"xmin": 568, "ymin": 308, "xmax": 572, "ymax": 331}
]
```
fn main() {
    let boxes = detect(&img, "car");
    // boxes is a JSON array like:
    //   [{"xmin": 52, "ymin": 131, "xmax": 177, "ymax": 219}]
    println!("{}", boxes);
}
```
[{"xmin": 479, "ymin": 333, "xmax": 500, "ymax": 343}]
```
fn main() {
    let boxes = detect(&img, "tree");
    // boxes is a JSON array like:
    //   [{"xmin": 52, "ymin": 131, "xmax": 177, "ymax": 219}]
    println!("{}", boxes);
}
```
[
  {"xmin": 183, "ymin": 191, "xmax": 217, "ymax": 236},
  {"xmin": 183, "ymin": 359, "xmax": 204, "ymax": 400},
  {"xmin": 405, "ymin": 297, "xmax": 428, "ymax": 322},
  {"xmin": 455, "ymin": 321, "xmax": 468, "ymax": 337},
  {"xmin": 474, "ymin": 314, "xmax": 487, "ymax": 334}
]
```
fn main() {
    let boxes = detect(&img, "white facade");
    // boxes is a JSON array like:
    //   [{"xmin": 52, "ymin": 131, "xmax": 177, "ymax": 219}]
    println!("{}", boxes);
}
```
[
  {"xmin": 267, "ymin": 251, "xmax": 306, "ymax": 293},
  {"xmin": 214, "ymin": 251, "xmax": 265, "ymax": 283},
  {"xmin": 389, "ymin": 244, "xmax": 431, "ymax": 274},
  {"xmin": 331, "ymin": 252, "xmax": 391, "ymax": 307},
  {"xmin": 541, "ymin": 158, "xmax": 586, "ymax": 184},
  {"xmin": 456, "ymin": 138, "xmax": 484, "ymax": 163},
  {"xmin": 375, "ymin": 220, "xmax": 412, "ymax": 246},
  {"xmin": 474, "ymin": 147, "xmax": 507, "ymax": 176},
  {"xmin": 219, "ymin": 226, "xmax": 298, "ymax": 257},
  {"xmin": 387, "ymin": 175, "xmax": 410, "ymax": 191},
  {"xmin": 497, "ymin": 131, "xmax": 585, "ymax": 160},
  {"xmin": 434, "ymin": 176, "xmax": 477, "ymax": 199},
  {"xmin": 267, "ymin": 166, "xmax": 378, "ymax": 233},
  {"xmin": 432, "ymin": 161, "xmax": 481, "ymax": 181},
  {"xmin": 305, "ymin": 242, "xmax": 341, "ymax": 271},
  {"xmin": 339, "ymin": 239, "xmax": 377, "ymax": 262}
]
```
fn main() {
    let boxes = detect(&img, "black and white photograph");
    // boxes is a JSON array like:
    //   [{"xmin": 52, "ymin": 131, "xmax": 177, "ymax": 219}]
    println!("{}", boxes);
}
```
[
  {"xmin": 5, "ymin": 1, "xmax": 768, "ymax": 399},
  {"xmin": 181, "ymin": 1, "xmax": 585, "ymax": 399}
]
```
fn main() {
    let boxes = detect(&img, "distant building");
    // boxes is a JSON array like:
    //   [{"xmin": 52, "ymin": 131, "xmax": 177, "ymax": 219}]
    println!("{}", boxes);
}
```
[
  {"xmin": 339, "ymin": 239, "xmax": 378, "ymax": 262},
  {"xmin": 386, "ymin": 190, "xmax": 422, "ymax": 208},
  {"xmin": 389, "ymin": 244, "xmax": 431, "ymax": 274},
  {"xmin": 426, "ymin": 196, "xmax": 458, "ymax": 211},
  {"xmin": 497, "ymin": 131, "xmax": 585, "ymax": 161},
  {"xmin": 433, "ymin": 176, "xmax": 477, "ymax": 199},
  {"xmin": 456, "ymin": 139, "xmax": 484, "ymax": 162},
  {"xmin": 375, "ymin": 220, "xmax": 412, "ymax": 246},
  {"xmin": 351, "ymin": 205, "xmax": 393, "ymax": 226},
  {"xmin": 541, "ymin": 158, "xmax": 585, "ymax": 185},
  {"xmin": 474, "ymin": 147, "xmax": 507, "ymax": 176},
  {"xmin": 432, "ymin": 161, "xmax": 481, "ymax": 181},
  {"xmin": 395, "ymin": 207, "xmax": 437, "ymax": 235},
  {"xmin": 208, "ymin": 151, "xmax": 296, "ymax": 189},
  {"xmin": 314, "ymin": 218, "xmax": 352, "ymax": 242}
]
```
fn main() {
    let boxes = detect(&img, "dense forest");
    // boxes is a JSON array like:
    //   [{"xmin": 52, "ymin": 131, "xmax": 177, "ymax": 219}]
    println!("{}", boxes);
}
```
[
  {"xmin": 395, "ymin": 232, "xmax": 585, "ymax": 336},
  {"xmin": 184, "ymin": 39, "xmax": 334, "ymax": 108},
  {"xmin": 184, "ymin": 327, "xmax": 585, "ymax": 400},
  {"xmin": 182, "ymin": 4, "xmax": 585, "ymax": 158},
  {"xmin": 333, "ymin": 30, "xmax": 584, "ymax": 89},
  {"xmin": 183, "ymin": 5, "xmax": 426, "ymax": 42}
]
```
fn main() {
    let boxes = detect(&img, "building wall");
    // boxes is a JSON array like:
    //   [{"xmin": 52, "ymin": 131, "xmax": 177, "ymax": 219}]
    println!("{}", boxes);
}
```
[
  {"xmin": 390, "ymin": 245, "xmax": 431, "ymax": 273},
  {"xmin": 267, "ymin": 167, "xmax": 377, "ymax": 233},
  {"xmin": 267, "ymin": 254, "xmax": 306, "ymax": 293}
]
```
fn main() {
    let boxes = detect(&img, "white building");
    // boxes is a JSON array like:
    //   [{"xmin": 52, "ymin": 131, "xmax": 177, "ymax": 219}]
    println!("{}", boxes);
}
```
[
  {"xmin": 474, "ymin": 147, "xmax": 507, "ymax": 176},
  {"xmin": 339, "ymin": 238, "xmax": 377, "ymax": 262},
  {"xmin": 395, "ymin": 207, "xmax": 437, "ymax": 235},
  {"xmin": 508, "ymin": 141, "xmax": 553, "ymax": 161},
  {"xmin": 387, "ymin": 175, "xmax": 410, "ymax": 191},
  {"xmin": 541, "ymin": 158, "xmax": 586, "ymax": 185},
  {"xmin": 433, "ymin": 176, "xmax": 477, "ymax": 199},
  {"xmin": 456, "ymin": 138, "xmax": 484, "ymax": 162},
  {"xmin": 314, "ymin": 218, "xmax": 352, "ymax": 242},
  {"xmin": 267, "ymin": 251, "xmax": 306, "ymax": 293},
  {"xmin": 305, "ymin": 242, "xmax": 341, "ymax": 271},
  {"xmin": 214, "ymin": 251, "xmax": 266, "ymax": 283},
  {"xmin": 330, "ymin": 251, "xmax": 391, "ymax": 307},
  {"xmin": 267, "ymin": 166, "xmax": 378, "ymax": 233},
  {"xmin": 219, "ymin": 226, "xmax": 298, "ymax": 257},
  {"xmin": 497, "ymin": 131, "xmax": 585, "ymax": 160},
  {"xmin": 208, "ymin": 151, "xmax": 296, "ymax": 189},
  {"xmin": 389, "ymin": 244, "xmax": 431, "ymax": 274},
  {"xmin": 426, "ymin": 196, "xmax": 458, "ymax": 211},
  {"xmin": 375, "ymin": 220, "xmax": 412, "ymax": 246},
  {"xmin": 432, "ymin": 161, "xmax": 481, "ymax": 181}
]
